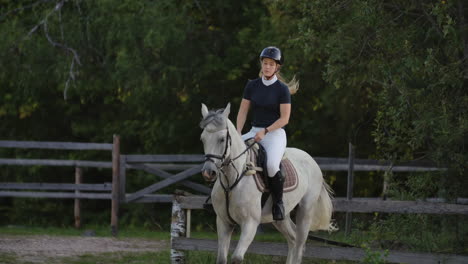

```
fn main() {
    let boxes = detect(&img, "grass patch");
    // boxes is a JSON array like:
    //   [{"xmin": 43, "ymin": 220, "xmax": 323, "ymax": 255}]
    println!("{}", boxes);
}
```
[
  {"xmin": 0, "ymin": 253, "xmax": 20, "ymax": 264},
  {"xmin": 59, "ymin": 252, "xmax": 170, "ymax": 264}
]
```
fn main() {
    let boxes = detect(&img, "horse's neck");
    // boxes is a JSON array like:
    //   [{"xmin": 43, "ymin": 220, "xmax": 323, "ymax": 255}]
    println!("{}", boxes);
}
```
[{"xmin": 224, "ymin": 121, "xmax": 247, "ymax": 181}]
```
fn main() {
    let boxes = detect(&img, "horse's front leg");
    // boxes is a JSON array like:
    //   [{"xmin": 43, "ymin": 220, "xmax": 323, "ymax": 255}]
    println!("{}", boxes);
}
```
[
  {"xmin": 216, "ymin": 216, "xmax": 234, "ymax": 264},
  {"xmin": 231, "ymin": 218, "xmax": 259, "ymax": 264}
]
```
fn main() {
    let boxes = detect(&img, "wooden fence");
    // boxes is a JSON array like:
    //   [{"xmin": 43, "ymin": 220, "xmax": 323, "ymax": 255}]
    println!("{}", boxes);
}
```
[
  {"xmin": 1, "ymin": 138, "xmax": 467, "ymax": 236},
  {"xmin": 0, "ymin": 136, "xmax": 120, "ymax": 234},
  {"xmin": 170, "ymin": 195, "xmax": 468, "ymax": 264}
]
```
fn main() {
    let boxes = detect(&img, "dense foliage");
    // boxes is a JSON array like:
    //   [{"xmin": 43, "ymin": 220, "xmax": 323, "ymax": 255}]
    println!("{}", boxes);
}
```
[{"xmin": 0, "ymin": 0, "xmax": 466, "ymax": 248}]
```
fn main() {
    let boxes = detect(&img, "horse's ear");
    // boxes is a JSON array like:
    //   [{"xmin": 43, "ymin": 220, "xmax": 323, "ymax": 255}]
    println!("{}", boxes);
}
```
[
  {"xmin": 201, "ymin": 103, "xmax": 209, "ymax": 118},
  {"xmin": 223, "ymin": 102, "xmax": 231, "ymax": 118}
]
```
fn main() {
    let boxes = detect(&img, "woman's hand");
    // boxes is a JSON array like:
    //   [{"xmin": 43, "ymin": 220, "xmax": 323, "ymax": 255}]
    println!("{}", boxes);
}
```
[{"xmin": 254, "ymin": 129, "xmax": 266, "ymax": 142}]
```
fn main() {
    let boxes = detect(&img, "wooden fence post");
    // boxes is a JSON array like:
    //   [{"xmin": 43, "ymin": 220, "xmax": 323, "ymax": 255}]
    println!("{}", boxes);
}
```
[
  {"xmin": 74, "ymin": 167, "xmax": 83, "ymax": 229},
  {"xmin": 345, "ymin": 143, "xmax": 355, "ymax": 236},
  {"xmin": 111, "ymin": 135, "xmax": 120, "ymax": 236},
  {"xmin": 171, "ymin": 196, "xmax": 186, "ymax": 264}
]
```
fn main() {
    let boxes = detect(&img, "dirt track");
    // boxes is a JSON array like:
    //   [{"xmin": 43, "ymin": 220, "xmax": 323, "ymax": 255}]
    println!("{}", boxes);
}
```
[{"xmin": 0, "ymin": 235, "xmax": 168, "ymax": 263}]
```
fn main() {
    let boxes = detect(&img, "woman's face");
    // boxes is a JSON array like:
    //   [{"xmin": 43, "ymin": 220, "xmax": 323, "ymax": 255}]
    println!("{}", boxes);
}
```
[{"xmin": 261, "ymin": 58, "xmax": 279, "ymax": 77}]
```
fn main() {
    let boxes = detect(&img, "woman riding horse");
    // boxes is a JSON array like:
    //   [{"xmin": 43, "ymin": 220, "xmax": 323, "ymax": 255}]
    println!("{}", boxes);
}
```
[{"xmin": 236, "ymin": 46, "xmax": 299, "ymax": 220}]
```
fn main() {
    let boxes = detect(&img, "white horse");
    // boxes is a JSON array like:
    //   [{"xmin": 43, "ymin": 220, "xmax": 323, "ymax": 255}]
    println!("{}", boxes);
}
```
[{"xmin": 200, "ymin": 103, "xmax": 335, "ymax": 264}]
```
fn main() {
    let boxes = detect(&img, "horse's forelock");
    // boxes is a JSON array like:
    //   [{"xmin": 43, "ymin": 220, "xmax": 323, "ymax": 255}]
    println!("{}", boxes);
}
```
[{"xmin": 199, "ymin": 109, "xmax": 226, "ymax": 129}]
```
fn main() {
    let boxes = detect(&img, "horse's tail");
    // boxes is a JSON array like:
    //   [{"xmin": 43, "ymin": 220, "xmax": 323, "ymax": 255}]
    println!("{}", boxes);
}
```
[{"xmin": 310, "ymin": 181, "xmax": 338, "ymax": 232}]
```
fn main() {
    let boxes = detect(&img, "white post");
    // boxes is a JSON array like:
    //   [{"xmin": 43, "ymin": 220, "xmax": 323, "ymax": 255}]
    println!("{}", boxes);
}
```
[
  {"xmin": 171, "ymin": 196, "xmax": 186, "ymax": 264},
  {"xmin": 186, "ymin": 209, "xmax": 191, "ymax": 238}
]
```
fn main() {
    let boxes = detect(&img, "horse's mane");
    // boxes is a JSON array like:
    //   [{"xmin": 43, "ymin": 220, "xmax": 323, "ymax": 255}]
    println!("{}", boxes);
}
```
[{"xmin": 199, "ymin": 108, "xmax": 226, "ymax": 129}]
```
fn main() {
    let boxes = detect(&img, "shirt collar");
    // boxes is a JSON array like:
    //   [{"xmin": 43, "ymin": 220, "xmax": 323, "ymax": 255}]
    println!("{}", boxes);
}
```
[{"xmin": 262, "ymin": 74, "xmax": 278, "ymax": 86}]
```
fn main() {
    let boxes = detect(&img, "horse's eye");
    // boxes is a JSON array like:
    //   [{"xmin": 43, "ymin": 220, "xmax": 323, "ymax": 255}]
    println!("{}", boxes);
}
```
[{"xmin": 219, "ymin": 138, "xmax": 225, "ymax": 143}]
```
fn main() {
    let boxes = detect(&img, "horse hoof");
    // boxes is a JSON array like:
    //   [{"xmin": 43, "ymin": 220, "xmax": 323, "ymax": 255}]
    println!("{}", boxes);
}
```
[{"xmin": 231, "ymin": 257, "xmax": 243, "ymax": 264}]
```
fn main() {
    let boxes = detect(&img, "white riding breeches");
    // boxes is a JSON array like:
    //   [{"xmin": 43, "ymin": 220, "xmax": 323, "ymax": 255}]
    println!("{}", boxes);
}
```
[{"xmin": 242, "ymin": 127, "xmax": 287, "ymax": 177}]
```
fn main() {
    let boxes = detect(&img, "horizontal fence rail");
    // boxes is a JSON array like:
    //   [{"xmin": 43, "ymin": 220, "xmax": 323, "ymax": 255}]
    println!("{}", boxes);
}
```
[
  {"xmin": 0, "ymin": 192, "xmax": 173, "ymax": 202},
  {"xmin": 124, "ymin": 155, "xmax": 444, "ymax": 172},
  {"xmin": 0, "ymin": 140, "xmax": 113, "ymax": 150},
  {"xmin": 333, "ymin": 198, "xmax": 468, "ymax": 215},
  {"xmin": 0, "ymin": 158, "xmax": 112, "ymax": 168},
  {"xmin": 0, "ymin": 183, "xmax": 112, "ymax": 191},
  {"xmin": 125, "ymin": 154, "xmax": 205, "ymax": 163},
  {"xmin": 175, "ymin": 195, "xmax": 468, "ymax": 215},
  {"xmin": 0, "ymin": 191, "xmax": 111, "ymax": 199}
]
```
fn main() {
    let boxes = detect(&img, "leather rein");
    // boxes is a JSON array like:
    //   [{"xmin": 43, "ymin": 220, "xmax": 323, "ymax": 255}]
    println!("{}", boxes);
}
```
[{"xmin": 204, "ymin": 127, "xmax": 256, "ymax": 226}]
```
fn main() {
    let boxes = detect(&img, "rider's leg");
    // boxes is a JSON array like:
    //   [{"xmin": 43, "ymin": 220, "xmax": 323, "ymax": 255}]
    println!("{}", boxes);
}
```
[{"xmin": 260, "ymin": 128, "xmax": 287, "ymax": 220}]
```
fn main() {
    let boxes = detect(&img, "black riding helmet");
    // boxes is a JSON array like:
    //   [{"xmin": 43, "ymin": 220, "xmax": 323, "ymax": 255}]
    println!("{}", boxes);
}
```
[{"xmin": 260, "ymin": 46, "xmax": 283, "ymax": 65}]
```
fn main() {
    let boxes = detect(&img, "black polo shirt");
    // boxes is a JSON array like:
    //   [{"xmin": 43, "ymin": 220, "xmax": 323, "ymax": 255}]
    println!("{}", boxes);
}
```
[{"xmin": 243, "ymin": 78, "xmax": 291, "ymax": 128}]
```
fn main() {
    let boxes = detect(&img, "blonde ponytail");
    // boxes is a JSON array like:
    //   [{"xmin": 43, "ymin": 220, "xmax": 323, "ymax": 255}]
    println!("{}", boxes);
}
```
[
  {"xmin": 259, "ymin": 71, "xmax": 300, "ymax": 95},
  {"xmin": 278, "ymin": 73, "xmax": 299, "ymax": 95}
]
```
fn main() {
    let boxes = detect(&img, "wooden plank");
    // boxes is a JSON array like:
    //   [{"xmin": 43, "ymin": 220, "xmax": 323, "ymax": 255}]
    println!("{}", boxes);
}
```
[
  {"xmin": 316, "ymin": 157, "xmax": 440, "ymax": 167},
  {"xmin": 177, "ymin": 195, "xmax": 207, "ymax": 209},
  {"xmin": 175, "ymin": 196, "xmax": 468, "ymax": 215},
  {"xmin": 0, "ymin": 191, "xmax": 111, "ymax": 199},
  {"xmin": 425, "ymin": 198, "xmax": 468, "ymax": 204},
  {"xmin": 0, "ymin": 158, "xmax": 112, "ymax": 168},
  {"xmin": 318, "ymin": 164, "xmax": 443, "ymax": 172},
  {"xmin": 333, "ymin": 198, "xmax": 468, "ymax": 215},
  {"xmin": 0, "ymin": 183, "xmax": 112, "ymax": 191},
  {"xmin": 0, "ymin": 140, "xmax": 113, "ymax": 150},
  {"xmin": 125, "ymin": 154, "xmax": 204, "ymax": 163},
  {"xmin": 125, "ymin": 164, "xmax": 203, "ymax": 203},
  {"xmin": 130, "ymin": 194, "xmax": 173, "ymax": 203},
  {"xmin": 123, "ymin": 156, "xmax": 442, "ymax": 171},
  {"xmin": 146, "ymin": 163, "xmax": 200, "ymax": 171},
  {"xmin": 128, "ymin": 163, "xmax": 211, "ymax": 194},
  {"xmin": 172, "ymin": 237, "xmax": 468, "ymax": 264}
]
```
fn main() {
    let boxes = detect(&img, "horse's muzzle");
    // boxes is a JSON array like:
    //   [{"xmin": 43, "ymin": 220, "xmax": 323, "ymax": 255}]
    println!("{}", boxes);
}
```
[{"xmin": 202, "ymin": 162, "xmax": 218, "ymax": 182}]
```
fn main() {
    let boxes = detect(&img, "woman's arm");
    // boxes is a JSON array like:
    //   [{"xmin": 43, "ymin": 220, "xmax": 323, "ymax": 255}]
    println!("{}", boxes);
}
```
[
  {"xmin": 236, "ymin": 99, "xmax": 251, "ymax": 134},
  {"xmin": 254, "ymin": 103, "xmax": 291, "ymax": 141}
]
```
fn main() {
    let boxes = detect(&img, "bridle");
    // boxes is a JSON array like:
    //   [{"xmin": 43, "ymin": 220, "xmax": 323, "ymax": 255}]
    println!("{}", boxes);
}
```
[
  {"xmin": 204, "ymin": 126, "xmax": 232, "ymax": 167},
  {"xmin": 203, "ymin": 126, "xmax": 256, "ymax": 225}
]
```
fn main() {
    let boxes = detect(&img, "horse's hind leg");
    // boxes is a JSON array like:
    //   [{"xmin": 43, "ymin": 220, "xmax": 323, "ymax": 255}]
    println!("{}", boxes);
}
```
[
  {"xmin": 292, "ymin": 192, "xmax": 320, "ymax": 264},
  {"xmin": 292, "ymin": 207, "xmax": 312, "ymax": 263},
  {"xmin": 293, "ymin": 185, "xmax": 320, "ymax": 264},
  {"xmin": 272, "ymin": 214, "xmax": 297, "ymax": 264}
]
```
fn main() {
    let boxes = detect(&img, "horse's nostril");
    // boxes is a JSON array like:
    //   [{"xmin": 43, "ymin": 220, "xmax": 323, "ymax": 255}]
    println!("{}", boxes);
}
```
[{"xmin": 211, "ymin": 171, "xmax": 217, "ymax": 177}]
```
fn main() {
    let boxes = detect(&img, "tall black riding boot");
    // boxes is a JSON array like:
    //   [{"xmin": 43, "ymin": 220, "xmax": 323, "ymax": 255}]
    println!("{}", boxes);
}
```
[{"xmin": 268, "ymin": 171, "xmax": 285, "ymax": 221}]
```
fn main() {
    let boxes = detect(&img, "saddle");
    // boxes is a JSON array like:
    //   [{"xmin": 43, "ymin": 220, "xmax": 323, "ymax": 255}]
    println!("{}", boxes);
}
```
[{"xmin": 244, "ymin": 139, "xmax": 298, "ymax": 193}]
